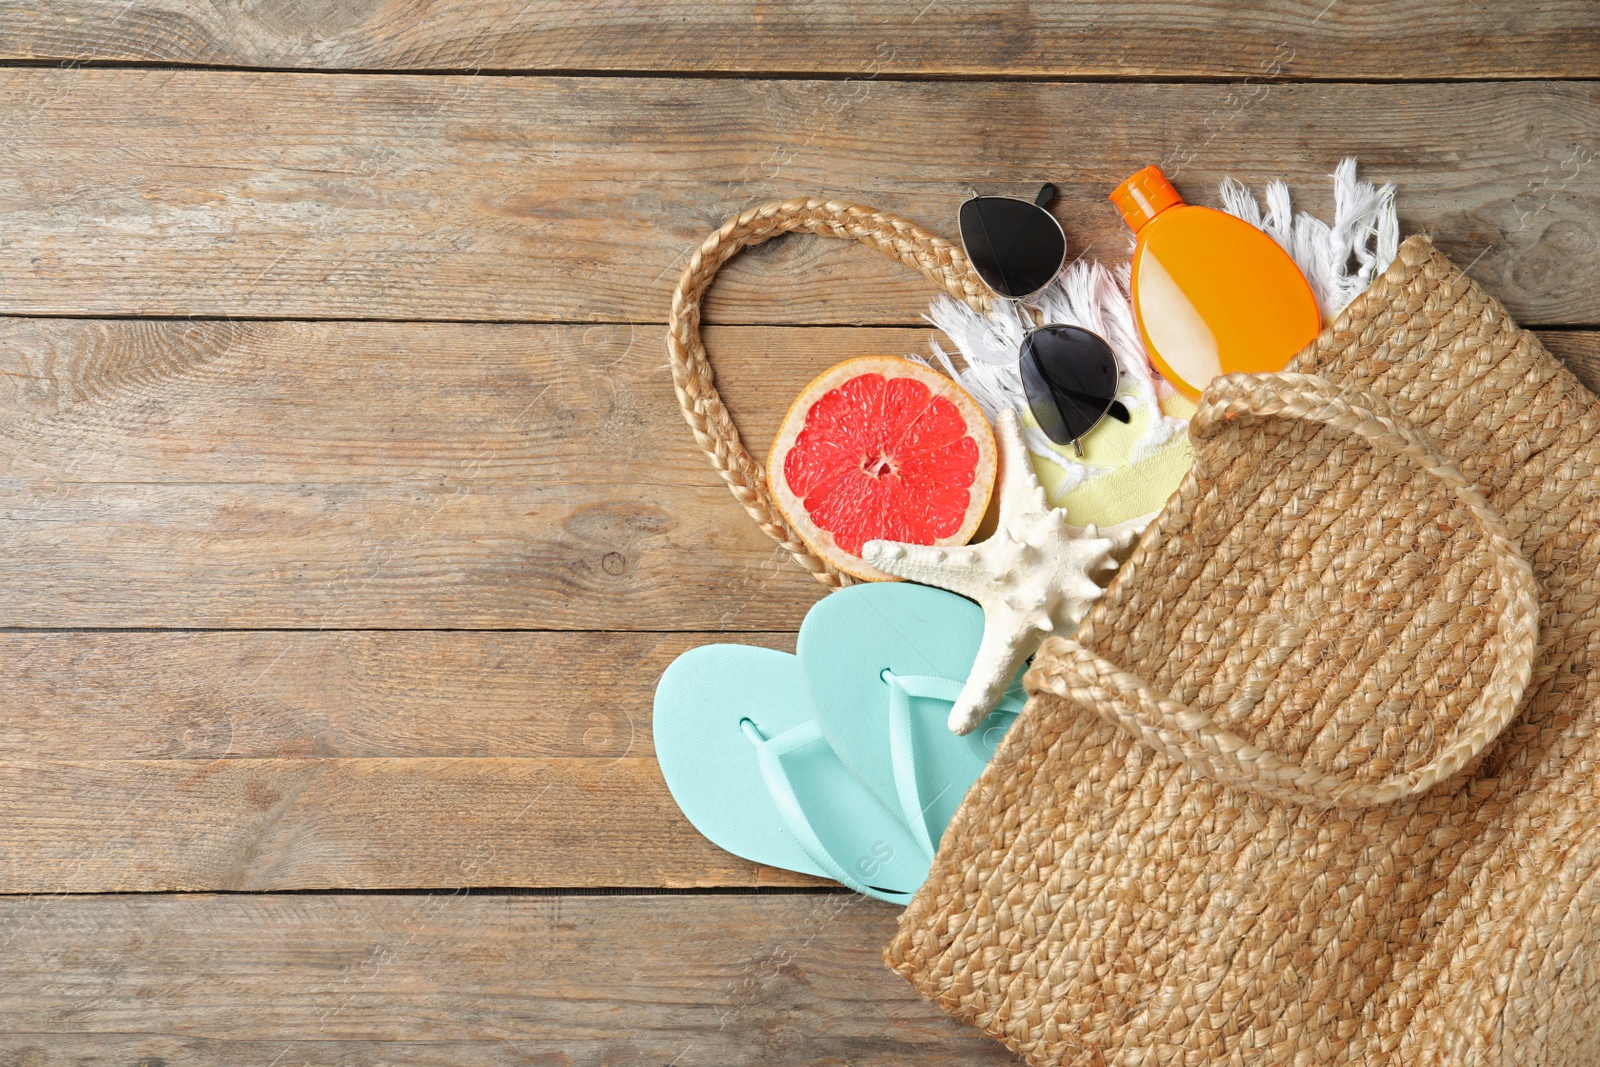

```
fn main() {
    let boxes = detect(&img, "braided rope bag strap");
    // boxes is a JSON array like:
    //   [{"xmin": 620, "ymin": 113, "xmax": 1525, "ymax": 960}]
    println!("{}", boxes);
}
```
[
  {"xmin": 665, "ymin": 198, "xmax": 992, "ymax": 587},
  {"xmin": 1028, "ymin": 372, "xmax": 1541, "ymax": 809}
]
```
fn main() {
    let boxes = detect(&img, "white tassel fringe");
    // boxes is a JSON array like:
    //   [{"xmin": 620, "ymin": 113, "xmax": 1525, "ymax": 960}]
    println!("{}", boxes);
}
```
[{"xmin": 1220, "ymin": 157, "xmax": 1398, "ymax": 320}]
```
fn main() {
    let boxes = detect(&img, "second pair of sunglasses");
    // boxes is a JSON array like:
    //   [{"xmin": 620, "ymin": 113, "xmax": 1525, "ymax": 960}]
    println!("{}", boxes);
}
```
[{"xmin": 960, "ymin": 184, "xmax": 1129, "ymax": 455}]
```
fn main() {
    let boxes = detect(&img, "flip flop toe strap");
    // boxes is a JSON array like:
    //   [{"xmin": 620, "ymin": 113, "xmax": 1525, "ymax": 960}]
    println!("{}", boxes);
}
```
[
  {"xmin": 739, "ymin": 718, "xmax": 914, "ymax": 904},
  {"xmin": 883, "ymin": 672, "xmax": 1026, "ymax": 858}
]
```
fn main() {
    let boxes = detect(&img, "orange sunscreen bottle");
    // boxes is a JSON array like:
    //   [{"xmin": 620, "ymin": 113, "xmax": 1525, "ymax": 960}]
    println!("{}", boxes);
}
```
[{"xmin": 1110, "ymin": 166, "xmax": 1321, "ymax": 400}]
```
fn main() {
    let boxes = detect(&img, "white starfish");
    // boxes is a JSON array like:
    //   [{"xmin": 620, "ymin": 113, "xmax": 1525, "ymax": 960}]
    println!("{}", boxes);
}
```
[{"xmin": 862, "ymin": 408, "xmax": 1121, "ymax": 734}]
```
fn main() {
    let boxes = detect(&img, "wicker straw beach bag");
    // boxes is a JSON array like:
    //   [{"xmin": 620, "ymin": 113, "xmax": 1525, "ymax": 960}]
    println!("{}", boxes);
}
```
[{"xmin": 886, "ymin": 235, "xmax": 1600, "ymax": 1065}]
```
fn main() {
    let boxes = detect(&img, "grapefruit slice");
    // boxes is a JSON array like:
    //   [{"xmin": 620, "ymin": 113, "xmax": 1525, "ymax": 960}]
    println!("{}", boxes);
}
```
[{"xmin": 768, "ymin": 356, "xmax": 997, "ymax": 582}]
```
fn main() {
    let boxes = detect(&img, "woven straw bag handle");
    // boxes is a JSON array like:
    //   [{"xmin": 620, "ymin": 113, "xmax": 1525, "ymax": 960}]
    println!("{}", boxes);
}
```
[
  {"xmin": 1030, "ymin": 371, "xmax": 1541, "ymax": 809},
  {"xmin": 665, "ymin": 198, "xmax": 993, "ymax": 587}
]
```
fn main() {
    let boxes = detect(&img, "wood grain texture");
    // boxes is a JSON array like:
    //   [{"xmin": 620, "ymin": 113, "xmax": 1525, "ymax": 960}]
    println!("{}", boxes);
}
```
[
  {"xmin": 0, "ymin": 630, "xmax": 797, "ymax": 760},
  {"xmin": 0, "ymin": 892, "xmax": 1020, "ymax": 1064},
  {"xmin": 0, "ymin": 0, "xmax": 1594, "ymax": 79},
  {"xmin": 0, "ymin": 756, "xmax": 825, "ymax": 890},
  {"xmin": 1541, "ymin": 330, "xmax": 1600, "ymax": 394},
  {"xmin": 0, "ymin": 629, "xmax": 826, "ymax": 892},
  {"xmin": 0, "ymin": 320, "xmax": 938, "ymax": 629},
  {"xmin": 0, "ymin": 72, "xmax": 1593, "ymax": 324}
]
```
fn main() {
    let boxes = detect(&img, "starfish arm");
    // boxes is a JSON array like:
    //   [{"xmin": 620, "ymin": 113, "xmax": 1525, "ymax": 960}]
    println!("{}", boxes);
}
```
[
  {"xmin": 860, "ymin": 540, "xmax": 989, "ymax": 600},
  {"xmin": 947, "ymin": 609, "xmax": 1040, "ymax": 734},
  {"xmin": 995, "ymin": 408, "xmax": 1050, "ymax": 530}
]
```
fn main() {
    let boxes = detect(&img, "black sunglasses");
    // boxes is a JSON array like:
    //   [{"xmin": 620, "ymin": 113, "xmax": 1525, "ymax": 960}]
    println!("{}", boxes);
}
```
[
  {"xmin": 959, "ymin": 183, "xmax": 1067, "ymax": 301},
  {"xmin": 1019, "ymin": 324, "xmax": 1131, "ymax": 457},
  {"xmin": 959, "ymin": 185, "xmax": 1130, "ymax": 456}
]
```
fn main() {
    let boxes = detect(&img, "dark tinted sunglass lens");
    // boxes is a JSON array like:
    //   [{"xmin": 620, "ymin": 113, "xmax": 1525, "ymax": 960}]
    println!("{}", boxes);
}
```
[
  {"xmin": 1019, "ymin": 345, "xmax": 1072, "ymax": 444},
  {"xmin": 1021, "ymin": 325, "xmax": 1120, "ymax": 446},
  {"xmin": 959, "ymin": 196, "xmax": 1066, "ymax": 299}
]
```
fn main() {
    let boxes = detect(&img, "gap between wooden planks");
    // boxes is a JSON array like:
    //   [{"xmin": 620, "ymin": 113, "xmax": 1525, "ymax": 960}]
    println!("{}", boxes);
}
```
[
  {"xmin": 0, "ymin": 0, "xmax": 1594, "ymax": 79},
  {"xmin": 0, "ymin": 756, "xmax": 826, "ymax": 892},
  {"xmin": 0, "ymin": 630, "xmax": 829, "ymax": 891},
  {"xmin": 0, "ymin": 73, "xmax": 1591, "ymax": 324}
]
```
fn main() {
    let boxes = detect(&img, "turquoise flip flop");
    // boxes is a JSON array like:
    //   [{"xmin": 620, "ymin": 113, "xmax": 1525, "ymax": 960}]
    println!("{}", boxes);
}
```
[
  {"xmin": 653, "ymin": 643, "xmax": 931, "ymax": 903},
  {"xmin": 799, "ymin": 582, "xmax": 1026, "ymax": 861}
]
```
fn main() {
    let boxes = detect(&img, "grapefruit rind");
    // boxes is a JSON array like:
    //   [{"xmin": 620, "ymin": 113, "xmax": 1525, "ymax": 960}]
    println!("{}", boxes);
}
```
[{"xmin": 767, "ymin": 356, "xmax": 998, "ymax": 582}]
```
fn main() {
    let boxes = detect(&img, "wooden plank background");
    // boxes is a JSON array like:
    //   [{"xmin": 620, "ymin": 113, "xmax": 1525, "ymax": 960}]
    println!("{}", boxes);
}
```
[
  {"xmin": 0, "ymin": 1, "xmax": 1595, "ymax": 1061},
  {"xmin": 0, "ymin": 74, "xmax": 1592, "ymax": 324},
  {"xmin": 1, "ymin": 1, "xmax": 1597, "ymax": 78},
  {"xmin": 0, "ymin": 892, "xmax": 1018, "ymax": 1063}
]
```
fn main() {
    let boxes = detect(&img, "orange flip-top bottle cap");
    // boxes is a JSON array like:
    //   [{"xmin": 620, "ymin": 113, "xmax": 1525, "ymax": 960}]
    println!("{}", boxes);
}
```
[{"xmin": 1110, "ymin": 166, "xmax": 1184, "ymax": 233}]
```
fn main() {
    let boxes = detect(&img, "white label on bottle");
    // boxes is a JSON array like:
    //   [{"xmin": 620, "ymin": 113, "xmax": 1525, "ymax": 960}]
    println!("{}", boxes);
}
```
[{"xmin": 1138, "ymin": 252, "xmax": 1221, "ymax": 392}]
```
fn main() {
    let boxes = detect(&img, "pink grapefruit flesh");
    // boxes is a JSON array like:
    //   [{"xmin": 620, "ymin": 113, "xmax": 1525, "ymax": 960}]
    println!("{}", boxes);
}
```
[{"xmin": 768, "ymin": 356, "xmax": 997, "ymax": 582}]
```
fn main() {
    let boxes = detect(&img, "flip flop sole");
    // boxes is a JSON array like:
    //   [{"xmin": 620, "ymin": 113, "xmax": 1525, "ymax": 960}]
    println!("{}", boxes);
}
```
[
  {"xmin": 655, "ymin": 644, "xmax": 829, "ymax": 878},
  {"xmin": 654, "ymin": 643, "xmax": 930, "ymax": 898}
]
